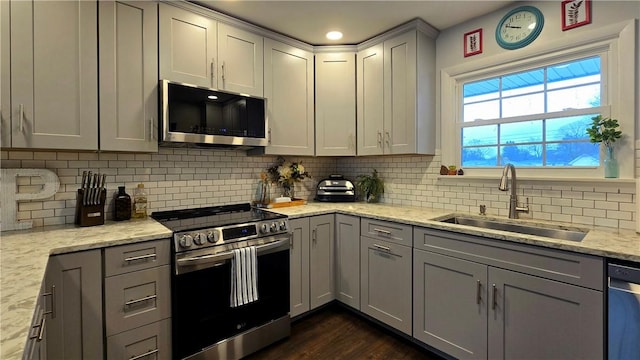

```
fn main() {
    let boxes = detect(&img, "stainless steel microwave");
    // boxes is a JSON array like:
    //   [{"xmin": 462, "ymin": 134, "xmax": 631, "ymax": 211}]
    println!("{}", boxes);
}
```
[{"xmin": 159, "ymin": 80, "xmax": 268, "ymax": 147}]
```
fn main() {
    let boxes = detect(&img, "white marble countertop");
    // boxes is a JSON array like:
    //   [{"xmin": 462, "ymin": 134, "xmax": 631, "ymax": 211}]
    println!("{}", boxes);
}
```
[
  {"xmin": 0, "ymin": 219, "xmax": 172, "ymax": 360},
  {"xmin": 1, "ymin": 202, "xmax": 639, "ymax": 359}
]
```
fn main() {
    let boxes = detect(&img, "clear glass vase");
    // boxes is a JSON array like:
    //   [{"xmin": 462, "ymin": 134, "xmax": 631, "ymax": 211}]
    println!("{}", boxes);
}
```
[
  {"xmin": 604, "ymin": 145, "xmax": 619, "ymax": 178},
  {"xmin": 282, "ymin": 182, "xmax": 294, "ymax": 198}
]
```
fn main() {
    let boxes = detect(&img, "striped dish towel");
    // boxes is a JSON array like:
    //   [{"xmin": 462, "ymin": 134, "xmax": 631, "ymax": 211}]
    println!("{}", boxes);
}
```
[{"xmin": 230, "ymin": 246, "xmax": 259, "ymax": 307}]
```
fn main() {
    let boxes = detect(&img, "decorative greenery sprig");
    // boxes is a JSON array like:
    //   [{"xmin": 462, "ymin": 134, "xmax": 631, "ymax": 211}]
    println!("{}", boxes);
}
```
[
  {"xmin": 586, "ymin": 115, "xmax": 622, "ymax": 148},
  {"xmin": 356, "ymin": 169, "xmax": 385, "ymax": 202}
]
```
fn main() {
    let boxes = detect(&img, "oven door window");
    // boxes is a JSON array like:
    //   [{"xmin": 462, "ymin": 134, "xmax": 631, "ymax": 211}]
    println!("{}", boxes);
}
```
[{"xmin": 173, "ymin": 249, "xmax": 289, "ymax": 359}]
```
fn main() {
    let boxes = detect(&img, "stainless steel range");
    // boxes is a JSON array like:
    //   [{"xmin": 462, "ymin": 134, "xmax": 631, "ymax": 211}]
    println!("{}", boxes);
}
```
[{"xmin": 151, "ymin": 203, "xmax": 291, "ymax": 360}]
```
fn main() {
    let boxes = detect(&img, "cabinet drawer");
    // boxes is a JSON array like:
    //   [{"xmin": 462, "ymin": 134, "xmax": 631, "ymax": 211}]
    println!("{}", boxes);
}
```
[
  {"xmin": 361, "ymin": 218, "xmax": 412, "ymax": 246},
  {"xmin": 106, "ymin": 318, "xmax": 171, "ymax": 360},
  {"xmin": 413, "ymin": 227, "xmax": 604, "ymax": 290},
  {"xmin": 104, "ymin": 239, "xmax": 170, "ymax": 276},
  {"xmin": 104, "ymin": 265, "xmax": 171, "ymax": 336}
]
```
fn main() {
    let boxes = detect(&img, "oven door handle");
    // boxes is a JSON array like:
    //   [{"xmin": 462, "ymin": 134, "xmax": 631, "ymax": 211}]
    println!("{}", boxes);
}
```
[{"xmin": 176, "ymin": 236, "xmax": 291, "ymax": 271}]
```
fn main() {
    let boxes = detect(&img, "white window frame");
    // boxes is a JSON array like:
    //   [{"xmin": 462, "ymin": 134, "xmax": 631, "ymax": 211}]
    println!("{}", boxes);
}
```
[{"xmin": 440, "ymin": 20, "xmax": 636, "ymax": 179}]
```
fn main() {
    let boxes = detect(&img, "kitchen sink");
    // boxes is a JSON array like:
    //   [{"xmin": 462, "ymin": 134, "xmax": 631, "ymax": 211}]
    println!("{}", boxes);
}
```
[{"xmin": 437, "ymin": 216, "xmax": 588, "ymax": 242}]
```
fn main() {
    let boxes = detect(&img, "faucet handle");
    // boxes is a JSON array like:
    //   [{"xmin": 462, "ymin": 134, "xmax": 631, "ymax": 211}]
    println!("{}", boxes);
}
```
[{"xmin": 516, "ymin": 197, "xmax": 530, "ymax": 214}]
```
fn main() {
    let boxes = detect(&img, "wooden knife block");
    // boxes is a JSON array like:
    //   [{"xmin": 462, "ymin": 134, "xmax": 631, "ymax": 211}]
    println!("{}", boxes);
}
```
[{"xmin": 75, "ymin": 189, "xmax": 107, "ymax": 227}]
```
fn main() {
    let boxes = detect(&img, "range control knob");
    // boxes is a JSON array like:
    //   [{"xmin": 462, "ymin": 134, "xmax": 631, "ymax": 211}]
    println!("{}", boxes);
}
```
[
  {"xmin": 193, "ymin": 233, "xmax": 206, "ymax": 245},
  {"xmin": 260, "ymin": 223, "xmax": 270, "ymax": 234},
  {"xmin": 207, "ymin": 231, "xmax": 216, "ymax": 243},
  {"xmin": 179, "ymin": 234, "xmax": 193, "ymax": 248},
  {"xmin": 270, "ymin": 222, "xmax": 278, "ymax": 232},
  {"xmin": 279, "ymin": 221, "xmax": 287, "ymax": 231}
]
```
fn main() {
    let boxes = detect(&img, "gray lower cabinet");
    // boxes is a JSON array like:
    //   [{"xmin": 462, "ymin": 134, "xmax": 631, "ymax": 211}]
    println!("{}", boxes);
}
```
[
  {"xmin": 106, "ymin": 319, "xmax": 171, "ymax": 360},
  {"xmin": 45, "ymin": 250, "xmax": 103, "ymax": 359},
  {"xmin": 289, "ymin": 215, "xmax": 335, "ymax": 316},
  {"xmin": 413, "ymin": 227, "xmax": 604, "ymax": 360},
  {"xmin": 360, "ymin": 236, "xmax": 412, "ymax": 335},
  {"xmin": 335, "ymin": 214, "xmax": 360, "ymax": 309},
  {"xmin": 309, "ymin": 215, "xmax": 335, "ymax": 309},
  {"xmin": 289, "ymin": 218, "xmax": 310, "ymax": 317}
]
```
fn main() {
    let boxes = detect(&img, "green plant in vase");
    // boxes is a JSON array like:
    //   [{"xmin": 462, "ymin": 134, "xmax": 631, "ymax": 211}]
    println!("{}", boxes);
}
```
[
  {"xmin": 586, "ymin": 115, "xmax": 622, "ymax": 178},
  {"xmin": 356, "ymin": 169, "xmax": 385, "ymax": 203}
]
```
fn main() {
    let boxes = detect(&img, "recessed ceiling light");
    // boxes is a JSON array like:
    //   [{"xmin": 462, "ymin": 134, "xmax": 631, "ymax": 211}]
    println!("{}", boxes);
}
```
[
  {"xmin": 207, "ymin": 95, "xmax": 218, "ymax": 100},
  {"xmin": 326, "ymin": 31, "xmax": 343, "ymax": 40}
]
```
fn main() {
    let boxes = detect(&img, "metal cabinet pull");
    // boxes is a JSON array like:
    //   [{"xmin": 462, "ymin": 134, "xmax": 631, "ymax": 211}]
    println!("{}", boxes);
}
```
[
  {"xmin": 29, "ymin": 314, "xmax": 46, "ymax": 341},
  {"xmin": 312, "ymin": 229, "xmax": 317, "ymax": 242},
  {"xmin": 385, "ymin": 131, "xmax": 391, "ymax": 148},
  {"xmin": 149, "ymin": 117, "xmax": 154, "ymax": 141},
  {"xmin": 373, "ymin": 228, "xmax": 391, "ymax": 236},
  {"xmin": 124, "ymin": 294, "xmax": 157, "ymax": 309},
  {"xmin": 476, "ymin": 280, "xmax": 481, "ymax": 305},
  {"xmin": 210, "ymin": 59, "xmax": 216, "ymax": 86},
  {"xmin": 377, "ymin": 131, "xmax": 382, "ymax": 148},
  {"xmin": 268, "ymin": 128, "xmax": 271, "ymax": 144},
  {"xmin": 42, "ymin": 285, "xmax": 56, "ymax": 318},
  {"xmin": 373, "ymin": 243, "xmax": 390, "ymax": 252},
  {"xmin": 221, "ymin": 61, "xmax": 226, "ymax": 83},
  {"xmin": 130, "ymin": 348, "xmax": 159, "ymax": 360},
  {"xmin": 19, "ymin": 104, "xmax": 24, "ymax": 132},
  {"xmin": 492, "ymin": 284, "xmax": 497, "ymax": 310},
  {"xmin": 124, "ymin": 253, "xmax": 157, "ymax": 263}
]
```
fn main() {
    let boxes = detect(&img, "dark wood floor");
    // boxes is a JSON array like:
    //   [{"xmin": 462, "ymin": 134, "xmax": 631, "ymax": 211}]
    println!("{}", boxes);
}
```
[{"xmin": 246, "ymin": 305, "xmax": 444, "ymax": 360}]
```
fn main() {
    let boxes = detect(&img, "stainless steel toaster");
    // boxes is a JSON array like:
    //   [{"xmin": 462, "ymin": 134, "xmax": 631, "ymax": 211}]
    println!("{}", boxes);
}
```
[{"xmin": 315, "ymin": 175, "xmax": 356, "ymax": 202}]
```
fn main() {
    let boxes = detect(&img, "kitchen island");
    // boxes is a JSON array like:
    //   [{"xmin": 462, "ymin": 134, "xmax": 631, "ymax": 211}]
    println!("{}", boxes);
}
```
[{"xmin": 1, "ymin": 202, "xmax": 638, "ymax": 359}]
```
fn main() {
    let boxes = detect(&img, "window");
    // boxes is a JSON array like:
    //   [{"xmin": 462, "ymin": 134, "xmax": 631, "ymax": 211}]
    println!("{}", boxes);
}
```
[{"xmin": 460, "ymin": 56, "xmax": 606, "ymax": 168}]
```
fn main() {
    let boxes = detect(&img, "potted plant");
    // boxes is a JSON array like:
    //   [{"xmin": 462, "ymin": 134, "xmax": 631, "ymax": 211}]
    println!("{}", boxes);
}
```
[
  {"xmin": 356, "ymin": 169, "xmax": 385, "ymax": 203},
  {"xmin": 586, "ymin": 115, "xmax": 622, "ymax": 178}
]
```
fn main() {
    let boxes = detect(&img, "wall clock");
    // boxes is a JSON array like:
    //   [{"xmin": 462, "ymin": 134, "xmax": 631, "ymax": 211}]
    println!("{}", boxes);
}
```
[{"xmin": 495, "ymin": 6, "xmax": 544, "ymax": 50}]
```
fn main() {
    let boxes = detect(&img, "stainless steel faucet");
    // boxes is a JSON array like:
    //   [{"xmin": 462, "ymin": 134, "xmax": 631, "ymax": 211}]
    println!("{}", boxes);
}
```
[{"xmin": 498, "ymin": 164, "xmax": 529, "ymax": 219}]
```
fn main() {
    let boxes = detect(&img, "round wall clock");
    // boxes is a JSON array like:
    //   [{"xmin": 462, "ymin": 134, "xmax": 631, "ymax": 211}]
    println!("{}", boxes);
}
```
[{"xmin": 495, "ymin": 6, "xmax": 544, "ymax": 50}]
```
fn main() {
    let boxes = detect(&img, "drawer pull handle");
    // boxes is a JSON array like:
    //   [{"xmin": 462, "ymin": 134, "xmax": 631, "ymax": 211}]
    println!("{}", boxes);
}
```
[
  {"xmin": 130, "ymin": 348, "xmax": 159, "ymax": 360},
  {"xmin": 492, "ymin": 284, "xmax": 497, "ymax": 310},
  {"xmin": 124, "ymin": 294, "xmax": 157, "ymax": 308},
  {"xmin": 124, "ymin": 253, "xmax": 157, "ymax": 263},
  {"xmin": 373, "ymin": 244, "xmax": 390, "ymax": 252},
  {"xmin": 476, "ymin": 280, "xmax": 481, "ymax": 305},
  {"xmin": 42, "ymin": 285, "xmax": 56, "ymax": 318},
  {"xmin": 373, "ymin": 228, "xmax": 391, "ymax": 236}
]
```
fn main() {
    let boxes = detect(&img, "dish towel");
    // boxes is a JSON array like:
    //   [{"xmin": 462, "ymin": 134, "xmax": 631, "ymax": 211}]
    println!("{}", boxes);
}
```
[{"xmin": 230, "ymin": 246, "xmax": 259, "ymax": 307}]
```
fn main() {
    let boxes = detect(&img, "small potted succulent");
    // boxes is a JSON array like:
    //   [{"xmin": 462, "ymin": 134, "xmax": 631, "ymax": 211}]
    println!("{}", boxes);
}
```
[
  {"xmin": 586, "ymin": 115, "xmax": 622, "ymax": 178},
  {"xmin": 356, "ymin": 169, "xmax": 385, "ymax": 203}
]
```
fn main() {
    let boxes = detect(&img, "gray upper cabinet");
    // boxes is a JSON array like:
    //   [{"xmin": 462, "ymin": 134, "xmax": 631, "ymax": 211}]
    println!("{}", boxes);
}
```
[
  {"xmin": 289, "ymin": 217, "xmax": 310, "ymax": 318},
  {"xmin": 252, "ymin": 38, "xmax": 314, "ymax": 156},
  {"xmin": 360, "ymin": 235, "xmax": 412, "ymax": 335},
  {"xmin": 357, "ymin": 25, "xmax": 436, "ymax": 155},
  {"xmin": 310, "ymin": 214, "xmax": 335, "ymax": 309},
  {"xmin": 159, "ymin": 3, "xmax": 217, "ymax": 88},
  {"xmin": 8, "ymin": 0, "xmax": 98, "ymax": 150},
  {"xmin": 45, "ymin": 250, "xmax": 103, "ymax": 359},
  {"xmin": 315, "ymin": 52, "xmax": 356, "ymax": 156},
  {"xmin": 335, "ymin": 214, "xmax": 360, "ymax": 309},
  {"xmin": 99, "ymin": 0, "xmax": 158, "ymax": 152},
  {"xmin": 217, "ymin": 23, "xmax": 263, "ymax": 97}
]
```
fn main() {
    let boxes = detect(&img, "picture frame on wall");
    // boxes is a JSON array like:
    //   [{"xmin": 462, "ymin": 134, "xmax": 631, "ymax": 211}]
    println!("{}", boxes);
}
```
[
  {"xmin": 561, "ymin": 0, "xmax": 592, "ymax": 31},
  {"xmin": 463, "ymin": 28, "xmax": 482, "ymax": 57}
]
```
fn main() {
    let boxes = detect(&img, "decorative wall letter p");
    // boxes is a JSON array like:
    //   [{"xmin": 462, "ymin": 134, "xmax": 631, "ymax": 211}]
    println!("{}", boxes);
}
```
[{"xmin": 1, "ymin": 169, "xmax": 60, "ymax": 231}]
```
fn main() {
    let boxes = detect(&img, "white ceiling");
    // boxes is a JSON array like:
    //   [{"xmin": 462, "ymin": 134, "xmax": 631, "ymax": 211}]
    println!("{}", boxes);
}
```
[{"xmin": 194, "ymin": 0, "xmax": 515, "ymax": 45}]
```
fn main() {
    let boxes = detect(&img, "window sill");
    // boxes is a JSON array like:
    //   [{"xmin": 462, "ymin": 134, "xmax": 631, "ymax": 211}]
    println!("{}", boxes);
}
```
[{"xmin": 436, "ymin": 175, "xmax": 635, "ymax": 184}]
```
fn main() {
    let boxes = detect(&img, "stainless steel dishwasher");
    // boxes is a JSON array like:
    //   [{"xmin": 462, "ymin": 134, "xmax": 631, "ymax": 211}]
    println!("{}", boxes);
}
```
[{"xmin": 608, "ymin": 262, "xmax": 640, "ymax": 359}]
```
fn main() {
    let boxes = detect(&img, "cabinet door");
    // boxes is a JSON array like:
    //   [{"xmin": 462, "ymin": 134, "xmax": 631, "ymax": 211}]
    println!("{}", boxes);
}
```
[
  {"xmin": 310, "ymin": 214, "xmax": 335, "ymax": 309},
  {"xmin": 413, "ymin": 250, "xmax": 488, "ymax": 360},
  {"xmin": 262, "ymin": 38, "xmax": 314, "ymax": 156},
  {"xmin": 384, "ymin": 31, "xmax": 417, "ymax": 155},
  {"xmin": 159, "ymin": 3, "xmax": 217, "ymax": 88},
  {"xmin": 335, "ymin": 214, "xmax": 360, "ymax": 309},
  {"xmin": 488, "ymin": 267, "xmax": 604, "ymax": 360},
  {"xmin": 10, "ymin": 0, "xmax": 98, "ymax": 150},
  {"xmin": 25, "ymin": 284, "xmax": 47, "ymax": 360},
  {"xmin": 1, "ymin": 0, "xmax": 9, "ymax": 147},
  {"xmin": 289, "ymin": 217, "xmax": 310, "ymax": 317},
  {"xmin": 106, "ymin": 319, "xmax": 171, "ymax": 360},
  {"xmin": 356, "ymin": 44, "xmax": 384, "ymax": 156},
  {"xmin": 361, "ymin": 237, "xmax": 412, "ymax": 335},
  {"xmin": 99, "ymin": 0, "xmax": 158, "ymax": 152},
  {"xmin": 315, "ymin": 52, "xmax": 356, "ymax": 156},
  {"xmin": 45, "ymin": 250, "xmax": 103, "ymax": 359},
  {"xmin": 217, "ymin": 23, "xmax": 263, "ymax": 97}
]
